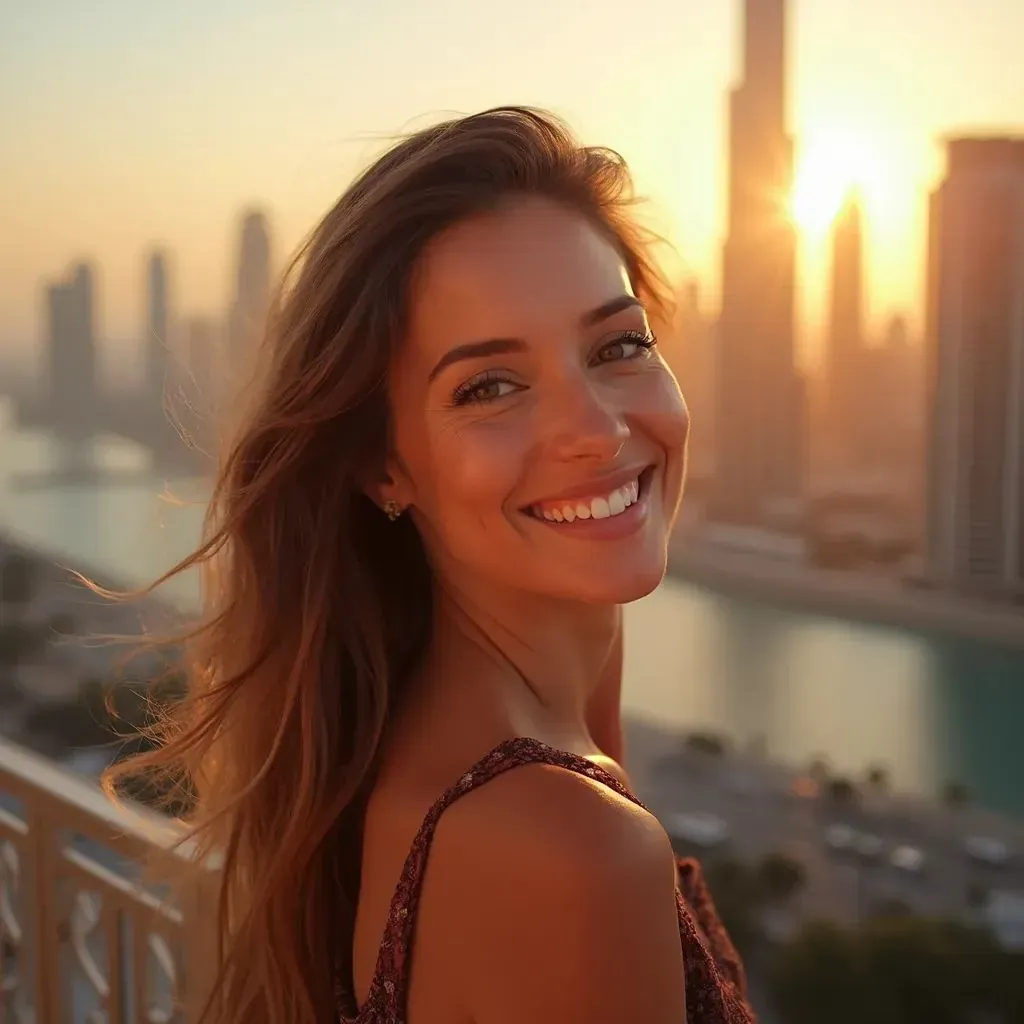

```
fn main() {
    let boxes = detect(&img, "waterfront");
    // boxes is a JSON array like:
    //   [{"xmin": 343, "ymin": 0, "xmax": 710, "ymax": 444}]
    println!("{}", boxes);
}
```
[{"xmin": 2, "ymin": 410, "xmax": 1023, "ymax": 819}]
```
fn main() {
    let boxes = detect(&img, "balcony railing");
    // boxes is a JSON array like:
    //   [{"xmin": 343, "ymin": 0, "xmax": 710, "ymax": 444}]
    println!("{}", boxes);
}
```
[{"xmin": 0, "ymin": 738, "xmax": 217, "ymax": 1023}]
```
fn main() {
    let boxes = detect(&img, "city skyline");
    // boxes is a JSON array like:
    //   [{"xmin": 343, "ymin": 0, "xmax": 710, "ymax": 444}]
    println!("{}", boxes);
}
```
[{"xmin": 2, "ymin": 0, "xmax": 1023, "ymax": 357}]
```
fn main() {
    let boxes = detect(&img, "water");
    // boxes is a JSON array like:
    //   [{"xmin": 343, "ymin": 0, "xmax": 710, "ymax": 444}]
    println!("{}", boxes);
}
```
[{"xmin": 2, "ymin": 406, "xmax": 1023, "ymax": 819}]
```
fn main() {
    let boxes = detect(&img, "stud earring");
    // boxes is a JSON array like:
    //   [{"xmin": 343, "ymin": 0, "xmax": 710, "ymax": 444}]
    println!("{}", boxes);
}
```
[{"xmin": 383, "ymin": 500, "xmax": 402, "ymax": 522}]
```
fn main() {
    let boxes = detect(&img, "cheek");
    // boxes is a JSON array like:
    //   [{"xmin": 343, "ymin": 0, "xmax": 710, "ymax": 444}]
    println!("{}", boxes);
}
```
[
  {"xmin": 416, "ymin": 414, "xmax": 534, "ymax": 525},
  {"xmin": 633, "ymin": 368, "xmax": 690, "ymax": 452}
]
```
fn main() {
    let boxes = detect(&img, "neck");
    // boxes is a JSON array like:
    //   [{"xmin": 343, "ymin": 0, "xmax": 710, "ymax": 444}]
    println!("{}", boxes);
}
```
[{"xmin": 426, "ymin": 572, "xmax": 620, "ymax": 740}]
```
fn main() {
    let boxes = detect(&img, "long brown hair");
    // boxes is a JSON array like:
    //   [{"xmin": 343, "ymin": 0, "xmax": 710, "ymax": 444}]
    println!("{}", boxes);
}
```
[{"xmin": 109, "ymin": 106, "xmax": 672, "ymax": 1023}]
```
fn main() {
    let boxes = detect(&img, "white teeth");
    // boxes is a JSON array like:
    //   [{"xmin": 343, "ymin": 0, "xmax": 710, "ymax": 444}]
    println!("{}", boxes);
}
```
[{"xmin": 532, "ymin": 477, "xmax": 642, "ymax": 525}]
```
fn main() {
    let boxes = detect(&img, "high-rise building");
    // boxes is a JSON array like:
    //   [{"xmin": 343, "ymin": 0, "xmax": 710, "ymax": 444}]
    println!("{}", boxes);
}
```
[
  {"xmin": 46, "ymin": 263, "xmax": 96, "ymax": 432},
  {"xmin": 925, "ymin": 137, "xmax": 1024, "ymax": 598},
  {"xmin": 674, "ymin": 280, "xmax": 716, "ymax": 479},
  {"xmin": 180, "ymin": 317, "xmax": 222, "ymax": 452},
  {"xmin": 228, "ymin": 209, "xmax": 271, "ymax": 374},
  {"xmin": 713, "ymin": 0, "xmax": 804, "ymax": 525},
  {"xmin": 145, "ymin": 251, "xmax": 170, "ymax": 409},
  {"xmin": 826, "ymin": 191, "xmax": 866, "ymax": 468}
]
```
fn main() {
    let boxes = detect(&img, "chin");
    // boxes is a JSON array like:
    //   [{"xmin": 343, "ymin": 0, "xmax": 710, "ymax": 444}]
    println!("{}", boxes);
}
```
[{"xmin": 541, "ymin": 550, "xmax": 669, "ymax": 605}]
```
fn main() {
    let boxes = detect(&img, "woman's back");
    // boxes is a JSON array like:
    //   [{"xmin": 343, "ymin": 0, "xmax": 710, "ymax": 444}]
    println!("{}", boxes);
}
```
[{"xmin": 344, "ymin": 738, "xmax": 753, "ymax": 1024}]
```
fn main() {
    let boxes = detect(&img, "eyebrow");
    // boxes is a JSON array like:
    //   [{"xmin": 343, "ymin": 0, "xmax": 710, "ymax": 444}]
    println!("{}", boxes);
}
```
[{"xmin": 427, "ymin": 294, "xmax": 645, "ymax": 383}]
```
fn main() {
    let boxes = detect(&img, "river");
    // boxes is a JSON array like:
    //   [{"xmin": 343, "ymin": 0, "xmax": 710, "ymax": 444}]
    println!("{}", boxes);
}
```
[{"xmin": 2, "ymin": 404, "xmax": 1022, "ymax": 819}]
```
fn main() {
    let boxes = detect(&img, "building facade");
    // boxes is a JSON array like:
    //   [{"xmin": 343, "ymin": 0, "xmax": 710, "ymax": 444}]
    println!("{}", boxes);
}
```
[
  {"xmin": 46, "ymin": 264, "xmax": 96, "ymax": 433},
  {"xmin": 714, "ymin": 0, "xmax": 805, "ymax": 526},
  {"xmin": 925, "ymin": 138, "xmax": 1024, "ymax": 598}
]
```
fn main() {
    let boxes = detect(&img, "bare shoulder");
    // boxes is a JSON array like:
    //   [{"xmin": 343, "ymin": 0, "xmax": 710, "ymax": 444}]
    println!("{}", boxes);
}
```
[{"xmin": 423, "ymin": 761, "xmax": 686, "ymax": 1024}]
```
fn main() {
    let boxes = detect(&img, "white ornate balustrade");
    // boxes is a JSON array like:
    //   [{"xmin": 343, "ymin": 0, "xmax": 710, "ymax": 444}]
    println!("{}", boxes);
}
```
[{"xmin": 0, "ymin": 739, "xmax": 216, "ymax": 1023}]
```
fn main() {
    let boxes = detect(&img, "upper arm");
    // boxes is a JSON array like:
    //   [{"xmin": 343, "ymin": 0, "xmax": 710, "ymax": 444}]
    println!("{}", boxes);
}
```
[{"xmin": 437, "ymin": 766, "xmax": 685, "ymax": 1024}]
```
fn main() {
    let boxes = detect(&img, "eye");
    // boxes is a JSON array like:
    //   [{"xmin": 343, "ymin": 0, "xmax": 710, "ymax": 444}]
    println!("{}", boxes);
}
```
[
  {"xmin": 594, "ymin": 329, "xmax": 657, "ymax": 364},
  {"xmin": 451, "ymin": 371, "xmax": 523, "ymax": 406}
]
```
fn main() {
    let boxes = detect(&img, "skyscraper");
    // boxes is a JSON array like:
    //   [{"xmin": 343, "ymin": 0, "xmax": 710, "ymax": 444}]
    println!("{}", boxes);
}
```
[
  {"xmin": 713, "ymin": 0, "xmax": 804, "ymax": 525},
  {"xmin": 826, "ymin": 191, "xmax": 866, "ymax": 469},
  {"xmin": 46, "ymin": 263, "xmax": 96, "ymax": 433},
  {"xmin": 925, "ymin": 138, "xmax": 1024, "ymax": 598},
  {"xmin": 181, "ymin": 316, "xmax": 222, "ymax": 452},
  {"xmin": 228, "ymin": 209, "xmax": 271, "ymax": 374},
  {"xmin": 145, "ymin": 251, "xmax": 170, "ymax": 409},
  {"xmin": 674, "ymin": 280, "xmax": 716, "ymax": 478}
]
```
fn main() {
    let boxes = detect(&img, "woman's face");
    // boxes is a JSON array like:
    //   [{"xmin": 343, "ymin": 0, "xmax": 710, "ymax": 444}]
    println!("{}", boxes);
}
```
[{"xmin": 386, "ymin": 196, "xmax": 689, "ymax": 605}]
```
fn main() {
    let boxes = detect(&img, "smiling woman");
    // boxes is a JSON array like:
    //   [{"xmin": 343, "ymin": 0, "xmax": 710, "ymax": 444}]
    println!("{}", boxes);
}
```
[{"xmin": 105, "ymin": 107, "xmax": 754, "ymax": 1024}]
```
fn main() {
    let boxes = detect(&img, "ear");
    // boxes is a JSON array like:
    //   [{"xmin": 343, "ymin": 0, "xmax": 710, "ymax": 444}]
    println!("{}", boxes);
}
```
[{"xmin": 362, "ymin": 454, "xmax": 414, "ymax": 513}]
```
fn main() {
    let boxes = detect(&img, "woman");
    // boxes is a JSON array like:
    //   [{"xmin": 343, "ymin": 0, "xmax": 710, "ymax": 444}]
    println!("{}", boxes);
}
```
[{"xmin": 119, "ymin": 107, "xmax": 754, "ymax": 1023}]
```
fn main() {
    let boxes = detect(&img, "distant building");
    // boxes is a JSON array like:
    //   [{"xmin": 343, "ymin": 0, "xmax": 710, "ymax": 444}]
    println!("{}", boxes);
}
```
[
  {"xmin": 180, "ymin": 317, "xmax": 222, "ymax": 453},
  {"xmin": 227, "ymin": 209, "xmax": 272, "ymax": 383},
  {"xmin": 925, "ymin": 137, "xmax": 1024, "ymax": 598},
  {"xmin": 713, "ymin": 0, "xmax": 805, "ymax": 528},
  {"xmin": 145, "ymin": 251, "xmax": 171, "ymax": 411},
  {"xmin": 674, "ymin": 279, "xmax": 715, "ymax": 480},
  {"xmin": 825, "ymin": 191, "xmax": 866, "ymax": 470},
  {"xmin": 46, "ymin": 263, "xmax": 96, "ymax": 433}
]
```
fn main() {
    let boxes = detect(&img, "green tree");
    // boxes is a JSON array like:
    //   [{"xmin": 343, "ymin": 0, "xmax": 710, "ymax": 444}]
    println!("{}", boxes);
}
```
[
  {"xmin": 771, "ymin": 914, "xmax": 1020, "ymax": 1024},
  {"xmin": 685, "ymin": 731, "xmax": 728, "ymax": 757},
  {"xmin": 703, "ymin": 857, "xmax": 764, "ymax": 954},
  {"xmin": 865, "ymin": 764, "xmax": 889, "ymax": 791},
  {"xmin": 807, "ymin": 755, "xmax": 831, "ymax": 783},
  {"xmin": 757, "ymin": 852, "xmax": 806, "ymax": 903},
  {"xmin": 965, "ymin": 881, "xmax": 988, "ymax": 910},
  {"xmin": 860, "ymin": 916, "xmax": 998, "ymax": 1024},
  {"xmin": 0, "ymin": 622, "xmax": 46, "ymax": 668},
  {"xmin": 770, "ymin": 921, "xmax": 884, "ymax": 1024},
  {"xmin": 0, "ymin": 553, "xmax": 35, "ymax": 606},
  {"xmin": 825, "ymin": 777, "xmax": 859, "ymax": 806},
  {"xmin": 941, "ymin": 779, "xmax": 970, "ymax": 808}
]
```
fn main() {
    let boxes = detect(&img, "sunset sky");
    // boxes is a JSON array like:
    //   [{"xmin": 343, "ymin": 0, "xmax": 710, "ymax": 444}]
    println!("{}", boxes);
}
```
[{"xmin": 1, "ymin": 0, "xmax": 1021, "ymax": 366}]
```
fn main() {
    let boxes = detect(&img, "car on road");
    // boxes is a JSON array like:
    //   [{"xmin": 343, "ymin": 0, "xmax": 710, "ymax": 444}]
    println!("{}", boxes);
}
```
[
  {"xmin": 665, "ymin": 811, "xmax": 731, "ymax": 849},
  {"xmin": 965, "ymin": 835, "xmax": 1011, "ymax": 867},
  {"xmin": 890, "ymin": 844, "xmax": 927, "ymax": 873}
]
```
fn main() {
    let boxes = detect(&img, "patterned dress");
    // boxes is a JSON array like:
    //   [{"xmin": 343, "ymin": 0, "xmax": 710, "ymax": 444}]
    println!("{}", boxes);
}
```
[{"xmin": 338, "ymin": 736, "xmax": 756, "ymax": 1023}]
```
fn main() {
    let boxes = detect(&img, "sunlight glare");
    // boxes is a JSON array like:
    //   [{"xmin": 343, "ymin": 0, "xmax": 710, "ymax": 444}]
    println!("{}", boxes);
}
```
[{"xmin": 791, "ymin": 132, "xmax": 891, "ymax": 238}]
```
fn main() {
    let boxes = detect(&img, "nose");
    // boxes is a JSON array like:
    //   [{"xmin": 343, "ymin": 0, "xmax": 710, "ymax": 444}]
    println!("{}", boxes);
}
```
[{"xmin": 543, "ymin": 376, "xmax": 630, "ymax": 464}]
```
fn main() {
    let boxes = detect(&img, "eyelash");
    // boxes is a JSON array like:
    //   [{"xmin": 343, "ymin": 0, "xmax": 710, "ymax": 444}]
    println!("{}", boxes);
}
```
[{"xmin": 450, "ymin": 329, "xmax": 658, "ymax": 406}]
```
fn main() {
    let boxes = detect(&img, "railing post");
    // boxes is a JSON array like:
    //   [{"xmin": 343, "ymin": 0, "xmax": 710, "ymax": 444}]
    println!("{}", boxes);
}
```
[
  {"xmin": 27, "ymin": 802, "xmax": 58, "ymax": 1024},
  {"xmin": 181, "ymin": 868, "xmax": 219, "ymax": 1023}
]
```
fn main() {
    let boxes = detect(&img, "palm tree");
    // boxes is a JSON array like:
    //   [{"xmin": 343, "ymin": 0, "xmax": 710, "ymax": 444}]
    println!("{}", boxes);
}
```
[
  {"xmin": 825, "ymin": 777, "xmax": 859, "ymax": 806},
  {"xmin": 865, "ymin": 764, "xmax": 889, "ymax": 791},
  {"xmin": 757, "ymin": 852, "xmax": 807, "ymax": 903},
  {"xmin": 0, "ymin": 552, "xmax": 36, "ymax": 607},
  {"xmin": 941, "ymin": 779, "xmax": 969, "ymax": 808}
]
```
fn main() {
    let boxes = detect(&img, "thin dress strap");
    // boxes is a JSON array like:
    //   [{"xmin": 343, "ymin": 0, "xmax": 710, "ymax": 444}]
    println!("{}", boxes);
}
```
[{"xmin": 340, "ymin": 736, "xmax": 752, "ymax": 1023}]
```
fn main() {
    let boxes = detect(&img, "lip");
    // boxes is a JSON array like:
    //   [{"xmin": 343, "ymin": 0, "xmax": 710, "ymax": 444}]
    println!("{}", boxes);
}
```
[
  {"xmin": 520, "ymin": 464, "xmax": 654, "ymax": 511},
  {"xmin": 521, "ymin": 466, "xmax": 657, "ymax": 541}
]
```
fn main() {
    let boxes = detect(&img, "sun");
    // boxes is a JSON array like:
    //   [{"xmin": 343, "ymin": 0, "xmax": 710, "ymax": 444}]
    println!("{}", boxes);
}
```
[{"xmin": 791, "ymin": 132, "xmax": 890, "ymax": 238}]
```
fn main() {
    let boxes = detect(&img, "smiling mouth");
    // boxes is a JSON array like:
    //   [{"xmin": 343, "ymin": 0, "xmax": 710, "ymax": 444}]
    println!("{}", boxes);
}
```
[{"xmin": 523, "ymin": 466, "xmax": 656, "ymax": 523}]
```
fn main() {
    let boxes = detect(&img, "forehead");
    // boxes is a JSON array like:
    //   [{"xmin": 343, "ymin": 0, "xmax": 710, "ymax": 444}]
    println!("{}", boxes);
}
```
[{"xmin": 405, "ymin": 197, "xmax": 633, "ymax": 352}]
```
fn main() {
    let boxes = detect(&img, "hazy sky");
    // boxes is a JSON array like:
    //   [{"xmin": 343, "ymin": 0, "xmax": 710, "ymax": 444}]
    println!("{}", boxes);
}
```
[{"xmin": 1, "ymin": 0, "xmax": 1022, "ymax": 363}]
